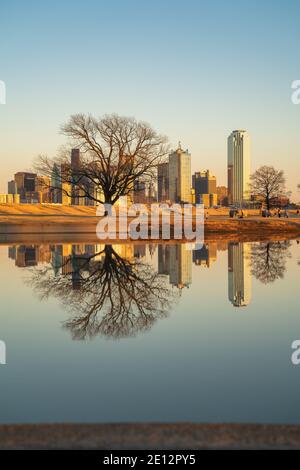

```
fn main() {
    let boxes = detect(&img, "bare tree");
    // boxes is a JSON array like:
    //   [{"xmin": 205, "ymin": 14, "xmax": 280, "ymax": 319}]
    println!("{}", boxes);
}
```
[
  {"xmin": 251, "ymin": 240, "xmax": 291, "ymax": 283},
  {"xmin": 35, "ymin": 114, "xmax": 168, "ymax": 206},
  {"xmin": 250, "ymin": 165, "xmax": 286, "ymax": 210},
  {"xmin": 29, "ymin": 244, "xmax": 178, "ymax": 340}
]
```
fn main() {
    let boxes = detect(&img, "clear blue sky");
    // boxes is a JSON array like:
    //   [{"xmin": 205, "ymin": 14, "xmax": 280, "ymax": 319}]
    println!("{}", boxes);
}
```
[{"xmin": 0, "ymin": 0, "xmax": 299, "ymax": 198}]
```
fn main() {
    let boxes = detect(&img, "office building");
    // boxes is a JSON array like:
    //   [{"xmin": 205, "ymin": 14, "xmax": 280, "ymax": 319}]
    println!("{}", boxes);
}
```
[
  {"xmin": 192, "ymin": 170, "xmax": 217, "ymax": 206},
  {"xmin": 8, "ymin": 180, "xmax": 17, "ymax": 194},
  {"xmin": 227, "ymin": 130, "xmax": 250, "ymax": 205},
  {"xmin": 168, "ymin": 143, "xmax": 191, "ymax": 204},
  {"xmin": 192, "ymin": 170, "xmax": 216, "ymax": 197},
  {"xmin": 157, "ymin": 162, "xmax": 169, "ymax": 202},
  {"xmin": 14, "ymin": 172, "xmax": 46, "ymax": 203},
  {"xmin": 199, "ymin": 193, "xmax": 218, "ymax": 208}
]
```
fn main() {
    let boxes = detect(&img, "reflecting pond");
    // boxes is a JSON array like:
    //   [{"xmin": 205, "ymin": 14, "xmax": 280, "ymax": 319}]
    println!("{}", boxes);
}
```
[{"xmin": 0, "ymin": 238, "xmax": 299, "ymax": 424}]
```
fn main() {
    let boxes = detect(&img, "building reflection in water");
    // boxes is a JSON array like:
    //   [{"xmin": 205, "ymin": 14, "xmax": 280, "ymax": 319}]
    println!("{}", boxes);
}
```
[
  {"xmin": 158, "ymin": 245, "xmax": 192, "ymax": 289},
  {"xmin": 8, "ymin": 244, "xmax": 51, "ymax": 267},
  {"xmin": 7, "ymin": 240, "xmax": 292, "ymax": 323},
  {"xmin": 228, "ymin": 242, "xmax": 252, "ymax": 307},
  {"xmin": 192, "ymin": 243, "xmax": 217, "ymax": 268},
  {"xmin": 15, "ymin": 243, "xmax": 178, "ymax": 339}
]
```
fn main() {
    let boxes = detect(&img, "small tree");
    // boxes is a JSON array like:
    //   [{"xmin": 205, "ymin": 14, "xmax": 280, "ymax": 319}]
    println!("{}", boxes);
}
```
[
  {"xmin": 35, "ymin": 113, "xmax": 168, "ymax": 206},
  {"xmin": 250, "ymin": 165, "xmax": 286, "ymax": 210}
]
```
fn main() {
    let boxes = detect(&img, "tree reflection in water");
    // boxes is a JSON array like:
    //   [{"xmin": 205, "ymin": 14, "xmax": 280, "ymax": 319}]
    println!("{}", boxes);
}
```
[
  {"xmin": 251, "ymin": 240, "xmax": 291, "ymax": 284},
  {"xmin": 29, "ymin": 245, "xmax": 178, "ymax": 340}
]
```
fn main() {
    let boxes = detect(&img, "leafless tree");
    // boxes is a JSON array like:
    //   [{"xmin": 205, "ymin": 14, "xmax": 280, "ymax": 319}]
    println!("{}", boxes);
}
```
[
  {"xmin": 29, "ymin": 244, "xmax": 178, "ymax": 340},
  {"xmin": 35, "ymin": 114, "xmax": 168, "ymax": 206},
  {"xmin": 251, "ymin": 240, "xmax": 291, "ymax": 283},
  {"xmin": 250, "ymin": 166, "xmax": 286, "ymax": 210}
]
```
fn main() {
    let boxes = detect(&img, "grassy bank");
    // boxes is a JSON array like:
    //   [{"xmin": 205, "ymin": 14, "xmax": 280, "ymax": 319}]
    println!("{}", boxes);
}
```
[{"xmin": 0, "ymin": 203, "xmax": 299, "ymax": 238}]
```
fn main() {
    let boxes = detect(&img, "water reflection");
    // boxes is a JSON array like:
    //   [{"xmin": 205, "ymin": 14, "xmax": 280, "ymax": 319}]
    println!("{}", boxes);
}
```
[
  {"xmin": 29, "ymin": 244, "xmax": 177, "ymax": 339},
  {"xmin": 228, "ymin": 243, "xmax": 252, "ymax": 307},
  {"xmin": 251, "ymin": 241, "xmax": 291, "ymax": 284},
  {"xmin": 7, "ymin": 239, "xmax": 294, "ymax": 338}
]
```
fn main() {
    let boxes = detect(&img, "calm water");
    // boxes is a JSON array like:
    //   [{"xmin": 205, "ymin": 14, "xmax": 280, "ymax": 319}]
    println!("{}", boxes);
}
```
[{"xmin": 0, "ymin": 238, "xmax": 299, "ymax": 424}]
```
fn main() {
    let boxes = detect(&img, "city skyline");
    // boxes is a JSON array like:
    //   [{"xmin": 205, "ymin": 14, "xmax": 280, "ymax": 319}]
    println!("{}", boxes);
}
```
[
  {"xmin": 0, "ymin": 0, "xmax": 300, "ymax": 199},
  {"xmin": 3, "ymin": 138, "xmax": 295, "ymax": 209}
]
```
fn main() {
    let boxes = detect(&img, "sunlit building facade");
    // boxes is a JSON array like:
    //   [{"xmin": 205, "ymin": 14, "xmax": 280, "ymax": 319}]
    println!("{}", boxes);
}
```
[
  {"xmin": 168, "ymin": 144, "xmax": 191, "ymax": 204},
  {"xmin": 227, "ymin": 130, "xmax": 250, "ymax": 205}
]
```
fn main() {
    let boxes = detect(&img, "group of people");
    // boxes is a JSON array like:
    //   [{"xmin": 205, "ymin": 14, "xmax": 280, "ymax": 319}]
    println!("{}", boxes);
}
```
[
  {"xmin": 229, "ymin": 208, "xmax": 300, "ymax": 219},
  {"xmin": 262, "ymin": 209, "xmax": 290, "ymax": 218},
  {"xmin": 262, "ymin": 208, "xmax": 300, "ymax": 218}
]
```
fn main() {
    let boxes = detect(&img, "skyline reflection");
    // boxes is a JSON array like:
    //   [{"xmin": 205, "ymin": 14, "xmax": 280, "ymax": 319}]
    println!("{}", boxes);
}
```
[{"xmin": 6, "ymin": 239, "xmax": 294, "ymax": 339}]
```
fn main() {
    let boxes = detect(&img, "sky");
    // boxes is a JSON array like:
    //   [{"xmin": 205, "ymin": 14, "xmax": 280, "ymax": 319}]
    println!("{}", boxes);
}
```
[{"xmin": 0, "ymin": 0, "xmax": 299, "ymax": 199}]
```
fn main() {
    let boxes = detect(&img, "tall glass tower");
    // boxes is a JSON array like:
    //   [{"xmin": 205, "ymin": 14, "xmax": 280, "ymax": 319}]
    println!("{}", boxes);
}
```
[{"xmin": 227, "ymin": 130, "xmax": 250, "ymax": 206}]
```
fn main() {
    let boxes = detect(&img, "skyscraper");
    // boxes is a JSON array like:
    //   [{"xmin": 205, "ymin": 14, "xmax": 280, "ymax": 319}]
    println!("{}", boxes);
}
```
[
  {"xmin": 168, "ymin": 143, "xmax": 191, "ymax": 204},
  {"xmin": 227, "ymin": 130, "xmax": 250, "ymax": 205},
  {"xmin": 14, "ymin": 172, "xmax": 38, "ymax": 203},
  {"xmin": 228, "ymin": 242, "xmax": 251, "ymax": 307},
  {"xmin": 71, "ymin": 148, "xmax": 80, "ymax": 171},
  {"xmin": 8, "ymin": 180, "xmax": 17, "ymax": 194},
  {"xmin": 192, "ymin": 170, "xmax": 217, "ymax": 205},
  {"xmin": 157, "ymin": 162, "xmax": 169, "ymax": 202},
  {"xmin": 192, "ymin": 170, "xmax": 216, "ymax": 196}
]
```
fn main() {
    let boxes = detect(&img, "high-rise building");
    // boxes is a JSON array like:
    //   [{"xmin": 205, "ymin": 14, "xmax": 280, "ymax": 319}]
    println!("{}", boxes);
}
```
[
  {"xmin": 14, "ymin": 172, "xmax": 39, "ymax": 203},
  {"xmin": 227, "ymin": 130, "xmax": 250, "ymax": 205},
  {"xmin": 168, "ymin": 143, "xmax": 191, "ymax": 204},
  {"xmin": 192, "ymin": 170, "xmax": 216, "ymax": 199},
  {"xmin": 14, "ymin": 172, "xmax": 36, "ymax": 193},
  {"xmin": 71, "ymin": 149, "xmax": 81, "ymax": 205},
  {"xmin": 228, "ymin": 242, "xmax": 251, "ymax": 307},
  {"xmin": 157, "ymin": 162, "xmax": 169, "ymax": 202},
  {"xmin": 71, "ymin": 148, "xmax": 80, "ymax": 171},
  {"xmin": 51, "ymin": 164, "xmax": 62, "ymax": 203},
  {"xmin": 8, "ymin": 180, "xmax": 17, "ymax": 194}
]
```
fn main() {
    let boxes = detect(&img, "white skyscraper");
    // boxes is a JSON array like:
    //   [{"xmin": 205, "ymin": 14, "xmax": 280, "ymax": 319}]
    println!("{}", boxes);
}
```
[
  {"xmin": 227, "ymin": 130, "xmax": 250, "ymax": 205},
  {"xmin": 168, "ymin": 143, "xmax": 191, "ymax": 204}
]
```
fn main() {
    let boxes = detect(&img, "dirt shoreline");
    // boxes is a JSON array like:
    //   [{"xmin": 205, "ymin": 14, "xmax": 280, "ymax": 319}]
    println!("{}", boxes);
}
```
[
  {"xmin": 0, "ymin": 217, "xmax": 299, "ymax": 237},
  {"xmin": 0, "ymin": 423, "xmax": 300, "ymax": 449}
]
